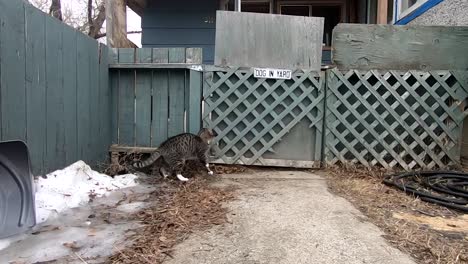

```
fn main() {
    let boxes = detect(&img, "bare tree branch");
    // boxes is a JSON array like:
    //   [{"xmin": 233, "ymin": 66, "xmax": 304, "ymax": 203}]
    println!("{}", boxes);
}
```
[
  {"xmin": 87, "ymin": 0, "xmax": 93, "ymax": 29},
  {"xmin": 88, "ymin": 1, "xmax": 106, "ymax": 38},
  {"xmin": 49, "ymin": 0, "xmax": 63, "ymax": 21}
]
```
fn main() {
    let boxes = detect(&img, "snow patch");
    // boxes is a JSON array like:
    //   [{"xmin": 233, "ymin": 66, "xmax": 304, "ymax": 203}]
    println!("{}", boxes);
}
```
[{"xmin": 34, "ymin": 160, "xmax": 137, "ymax": 224}]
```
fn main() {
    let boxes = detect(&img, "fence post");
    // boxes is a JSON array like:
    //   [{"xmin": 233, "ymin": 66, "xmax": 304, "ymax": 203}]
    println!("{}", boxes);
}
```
[{"xmin": 320, "ymin": 69, "xmax": 329, "ymax": 168}]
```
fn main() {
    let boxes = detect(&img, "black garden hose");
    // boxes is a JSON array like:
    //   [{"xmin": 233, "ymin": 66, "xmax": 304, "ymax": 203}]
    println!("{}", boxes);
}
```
[{"xmin": 383, "ymin": 171, "xmax": 468, "ymax": 213}]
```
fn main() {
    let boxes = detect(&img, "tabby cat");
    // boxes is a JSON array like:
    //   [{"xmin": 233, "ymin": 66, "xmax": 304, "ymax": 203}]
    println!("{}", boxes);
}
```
[{"xmin": 132, "ymin": 128, "xmax": 217, "ymax": 181}]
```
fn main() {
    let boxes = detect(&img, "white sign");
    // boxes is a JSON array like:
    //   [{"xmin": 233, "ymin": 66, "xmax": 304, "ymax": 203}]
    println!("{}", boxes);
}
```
[{"xmin": 254, "ymin": 68, "xmax": 292, "ymax": 80}]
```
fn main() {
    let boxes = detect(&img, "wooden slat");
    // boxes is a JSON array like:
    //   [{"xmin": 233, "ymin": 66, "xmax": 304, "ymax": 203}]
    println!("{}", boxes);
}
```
[
  {"xmin": 135, "ymin": 70, "xmax": 152, "ymax": 146},
  {"xmin": 110, "ymin": 144, "xmax": 156, "ymax": 153},
  {"xmin": 152, "ymin": 70, "xmax": 169, "ymax": 146},
  {"xmin": 168, "ymin": 48, "xmax": 186, "ymax": 63},
  {"xmin": 111, "ymin": 71, "xmax": 120, "ymax": 144},
  {"xmin": 168, "ymin": 70, "xmax": 186, "ymax": 136},
  {"xmin": 214, "ymin": 11, "xmax": 324, "ymax": 70},
  {"xmin": 186, "ymin": 48, "xmax": 203, "ymax": 64},
  {"xmin": 118, "ymin": 70, "xmax": 135, "ymax": 145},
  {"xmin": 152, "ymin": 48, "xmax": 169, "ymax": 63},
  {"xmin": 136, "ymin": 48, "xmax": 152, "ymax": 63},
  {"xmin": 24, "ymin": 4, "xmax": 46, "ymax": 175},
  {"xmin": 0, "ymin": 0, "xmax": 27, "ymax": 141},
  {"xmin": 109, "ymin": 63, "xmax": 198, "ymax": 69},
  {"xmin": 187, "ymin": 70, "xmax": 202, "ymax": 134},
  {"xmin": 76, "ymin": 36, "xmax": 91, "ymax": 162},
  {"xmin": 118, "ymin": 48, "xmax": 135, "ymax": 63},
  {"xmin": 62, "ymin": 25, "xmax": 78, "ymax": 166},
  {"xmin": 87, "ymin": 40, "xmax": 100, "ymax": 164},
  {"xmin": 332, "ymin": 24, "xmax": 468, "ymax": 71},
  {"xmin": 45, "ymin": 16, "xmax": 66, "ymax": 170},
  {"xmin": 88, "ymin": 39, "xmax": 100, "ymax": 166},
  {"xmin": 98, "ymin": 44, "xmax": 111, "ymax": 163}
]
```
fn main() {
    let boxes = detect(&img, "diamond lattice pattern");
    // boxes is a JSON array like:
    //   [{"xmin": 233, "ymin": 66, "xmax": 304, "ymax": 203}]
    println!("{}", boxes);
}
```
[
  {"xmin": 203, "ymin": 68, "xmax": 324, "ymax": 166},
  {"xmin": 325, "ymin": 69, "xmax": 468, "ymax": 170}
]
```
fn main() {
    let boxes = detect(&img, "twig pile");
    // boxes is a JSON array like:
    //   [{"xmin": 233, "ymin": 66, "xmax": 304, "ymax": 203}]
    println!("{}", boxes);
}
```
[{"xmin": 107, "ymin": 177, "xmax": 235, "ymax": 264}]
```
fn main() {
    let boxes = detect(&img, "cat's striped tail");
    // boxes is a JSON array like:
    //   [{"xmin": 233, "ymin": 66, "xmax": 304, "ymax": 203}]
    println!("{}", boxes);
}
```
[{"xmin": 132, "ymin": 150, "xmax": 161, "ymax": 168}]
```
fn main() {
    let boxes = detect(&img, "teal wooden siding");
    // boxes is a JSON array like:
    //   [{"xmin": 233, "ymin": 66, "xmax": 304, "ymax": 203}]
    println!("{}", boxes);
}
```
[
  {"xmin": 0, "ymin": 1, "xmax": 111, "ymax": 175},
  {"xmin": 141, "ymin": 0, "xmax": 217, "ymax": 64},
  {"xmin": 109, "ymin": 48, "xmax": 203, "ymax": 147}
]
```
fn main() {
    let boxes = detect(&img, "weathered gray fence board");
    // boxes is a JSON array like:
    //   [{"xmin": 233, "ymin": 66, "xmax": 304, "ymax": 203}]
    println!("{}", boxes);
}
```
[
  {"xmin": 169, "ymin": 48, "xmax": 186, "ymax": 63},
  {"xmin": 214, "ymin": 11, "xmax": 324, "ymax": 70},
  {"xmin": 118, "ymin": 70, "xmax": 136, "ymax": 146},
  {"xmin": 152, "ymin": 71, "xmax": 169, "ymax": 146},
  {"xmin": 168, "ymin": 71, "xmax": 186, "ymax": 137},
  {"xmin": 187, "ymin": 71, "xmax": 202, "ymax": 134},
  {"xmin": 325, "ymin": 68, "xmax": 468, "ymax": 169},
  {"xmin": 0, "ymin": 2, "xmax": 112, "ymax": 174},
  {"xmin": 45, "ymin": 15, "xmax": 66, "ymax": 170},
  {"xmin": 332, "ymin": 24, "xmax": 468, "ymax": 71},
  {"xmin": 111, "ymin": 47, "xmax": 203, "ymax": 65},
  {"xmin": 0, "ymin": 0, "xmax": 27, "ymax": 142},
  {"xmin": 76, "ymin": 36, "xmax": 91, "ymax": 162},
  {"xmin": 25, "ymin": 4, "xmax": 47, "ymax": 175},
  {"xmin": 98, "ymin": 44, "xmax": 110, "ymax": 164},
  {"xmin": 88, "ymin": 39, "xmax": 100, "ymax": 165},
  {"xmin": 62, "ymin": 26, "xmax": 78, "ymax": 166},
  {"xmin": 111, "ymin": 71, "xmax": 120, "ymax": 144},
  {"xmin": 135, "ymin": 71, "xmax": 152, "ymax": 146}
]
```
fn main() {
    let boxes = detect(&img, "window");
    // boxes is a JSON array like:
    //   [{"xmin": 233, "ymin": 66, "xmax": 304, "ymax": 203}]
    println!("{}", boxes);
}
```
[
  {"xmin": 393, "ymin": 0, "xmax": 430, "ymax": 22},
  {"xmin": 280, "ymin": 5, "xmax": 312, "ymax": 16},
  {"xmin": 242, "ymin": 2, "xmax": 270, "ymax": 13},
  {"xmin": 279, "ymin": 2, "xmax": 345, "ymax": 48}
]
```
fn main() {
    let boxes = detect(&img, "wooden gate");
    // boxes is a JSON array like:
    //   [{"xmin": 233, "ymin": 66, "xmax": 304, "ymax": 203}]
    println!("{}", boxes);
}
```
[{"xmin": 202, "ymin": 67, "xmax": 325, "ymax": 168}]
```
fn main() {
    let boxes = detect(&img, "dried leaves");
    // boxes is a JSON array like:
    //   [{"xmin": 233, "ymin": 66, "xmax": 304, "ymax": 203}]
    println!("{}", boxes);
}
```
[
  {"xmin": 326, "ymin": 166, "xmax": 468, "ymax": 264},
  {"xmin": 108, "ymin": 177, "xmax": 235, "ymax": 264}
]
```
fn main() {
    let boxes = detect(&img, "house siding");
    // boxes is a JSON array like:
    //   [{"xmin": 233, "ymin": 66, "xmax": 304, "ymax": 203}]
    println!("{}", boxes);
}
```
[
  {"xmin": 141, "ymin": 0, "xmax": 217, "ymax": 64},
  {"xmin": 408, "ymin": 0, "xmax": 468, "ymax": 26}
]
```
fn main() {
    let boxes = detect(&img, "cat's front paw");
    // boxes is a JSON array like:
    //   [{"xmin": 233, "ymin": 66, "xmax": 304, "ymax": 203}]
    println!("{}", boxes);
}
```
[{"xmin": 208, "ymin": 170, "xmax": 214, "ymax": 176}]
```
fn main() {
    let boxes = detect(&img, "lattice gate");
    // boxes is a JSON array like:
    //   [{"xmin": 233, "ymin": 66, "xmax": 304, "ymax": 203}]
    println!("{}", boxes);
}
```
[
  {"xmin": 203, "ymin": 67, "xmax": 325, "ymax": 168},
  {"xmin": 325, "ymin": 69, "xmax": 468, "ymax": 170}
]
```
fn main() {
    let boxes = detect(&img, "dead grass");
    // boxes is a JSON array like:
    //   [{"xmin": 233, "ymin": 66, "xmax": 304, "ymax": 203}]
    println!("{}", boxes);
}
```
[
  {"xmin": 325, "ymin": 165, "xmax": 468, "ymax": 264},
  {"xmin": 107, "ymin": 172, "xmax": 235, "ymax": 264}
]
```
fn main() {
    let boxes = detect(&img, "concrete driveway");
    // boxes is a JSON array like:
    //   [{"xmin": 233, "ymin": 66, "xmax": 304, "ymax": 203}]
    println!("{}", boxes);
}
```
[{"xmin": 165, "ymin": 170, "xmax": 415, "ymax": 264}]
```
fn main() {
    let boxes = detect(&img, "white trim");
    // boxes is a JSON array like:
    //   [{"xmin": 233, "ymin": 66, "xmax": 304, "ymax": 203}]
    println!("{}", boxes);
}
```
[{"xmin": 396, "ymin": 0, "xmax": 430, "ymax": 21}]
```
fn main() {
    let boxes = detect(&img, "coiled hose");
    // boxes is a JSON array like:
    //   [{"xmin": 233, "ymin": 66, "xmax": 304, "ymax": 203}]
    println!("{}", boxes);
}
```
[{"xmin": 383, "ymin": 171, "xmax": 468, "ymax": 213}]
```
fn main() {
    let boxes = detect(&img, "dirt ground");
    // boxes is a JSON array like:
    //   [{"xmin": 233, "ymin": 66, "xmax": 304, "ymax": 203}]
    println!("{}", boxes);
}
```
[
  {"xmin": 325, "ymin": 167, "xmax": 468, "ymax": 264},
  {"xmin": 120, "ymin": 169, "xmax": 417, "ymax": 264},
  {"xmin": 5, "ymin": 164, "xmax": 465, "ymax": 264}
]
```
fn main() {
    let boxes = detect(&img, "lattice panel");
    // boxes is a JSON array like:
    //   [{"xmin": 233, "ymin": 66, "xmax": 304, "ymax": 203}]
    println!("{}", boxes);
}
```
[
  {"xmin": 203, "ymin": 67, "xmax": 324, "ymax": 168},
  {"xmin": 325, "ymin": 69, "xmax": 468, "ymax": 170}
]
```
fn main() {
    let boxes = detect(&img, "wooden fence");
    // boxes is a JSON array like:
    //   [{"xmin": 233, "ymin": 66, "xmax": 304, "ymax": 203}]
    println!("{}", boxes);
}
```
[
  {"xmin": 2, "ymin": 4, "xmax": 468, "ymax": 174},
  {"xmin": 0, "ymin": 1, "xmax": 110, "ymax": 175},
  {"xmin": 109, "ymin": 48, "xmax": 203, "ymax": 148},
  {"xmin": 325, "ymin": 69, "xmax": 468, "ymax": 169}
]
